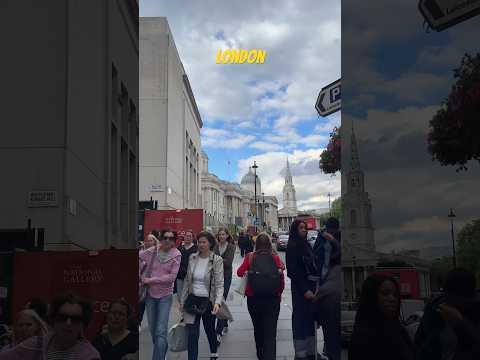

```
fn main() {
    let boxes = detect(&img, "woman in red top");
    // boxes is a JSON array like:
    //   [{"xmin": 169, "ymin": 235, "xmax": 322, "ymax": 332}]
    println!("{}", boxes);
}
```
[{"xmin": 237, "ymin": 232, "xmax": 285, "ymax": 360}]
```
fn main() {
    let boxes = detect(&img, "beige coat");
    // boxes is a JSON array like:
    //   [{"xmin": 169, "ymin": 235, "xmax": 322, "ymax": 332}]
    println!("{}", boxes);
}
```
[{"xmin": 180, "ymin": 251, "xmax": 224, "ymax": 324}]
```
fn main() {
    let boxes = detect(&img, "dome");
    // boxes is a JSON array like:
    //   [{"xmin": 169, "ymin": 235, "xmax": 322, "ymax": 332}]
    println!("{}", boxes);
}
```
[{"xmin": 240, "ymin": 167, "xmax": 261, "ymax": 194}]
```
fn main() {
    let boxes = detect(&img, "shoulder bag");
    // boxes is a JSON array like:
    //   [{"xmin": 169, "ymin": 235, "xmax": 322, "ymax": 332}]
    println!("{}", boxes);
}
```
[{"xmin": 183, "ymin": 255, "xmax": 214, "ymax": 315}]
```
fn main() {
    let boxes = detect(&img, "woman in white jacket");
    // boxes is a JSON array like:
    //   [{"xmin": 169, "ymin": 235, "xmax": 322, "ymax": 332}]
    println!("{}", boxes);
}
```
[{"xmin": 180, "ymin": 231, "xmax": 224, "ymax": 360}]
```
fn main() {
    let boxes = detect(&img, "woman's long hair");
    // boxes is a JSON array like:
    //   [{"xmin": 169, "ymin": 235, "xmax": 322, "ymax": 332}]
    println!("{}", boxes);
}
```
[
  {"xmin": 255, "ymin": 232, "xmax": 273, "ymax": 254},
  {"xmin": 13, "ymin": 309, "xmax": 49, "ymax": 344},
  {"xmin": 216, "ymin": 227, "xmax": 233, "ymax": 244},
  {"xmin": 287, "ymin": 219, "xmax": 309, "ymax": 256},
  {"xmin": 354, "ymin": 274, "xmax": 401, "ymax": 327}
]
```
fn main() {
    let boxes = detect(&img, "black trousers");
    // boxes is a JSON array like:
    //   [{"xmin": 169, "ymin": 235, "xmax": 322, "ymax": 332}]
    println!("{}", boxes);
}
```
[
  {"xmin": 240, "ymin": 246, "xmax": 246, "ymax": 257},
  {"xmin": 187, "ymin": 302, "xmax": 218, "ymax": 360},
  {"xmin": 247, "ymin": 296, "xmax": 281, "ymax": 360}
]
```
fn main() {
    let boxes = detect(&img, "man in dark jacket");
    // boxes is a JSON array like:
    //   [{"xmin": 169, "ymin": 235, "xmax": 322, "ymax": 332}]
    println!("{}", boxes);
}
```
[
  {"xmin": 415, "ymin": 268, "xmax": 480, "ymax": 360},
  {"xmin": 311, "ymin": 217, "xmax": 341, "ymax": 360}
]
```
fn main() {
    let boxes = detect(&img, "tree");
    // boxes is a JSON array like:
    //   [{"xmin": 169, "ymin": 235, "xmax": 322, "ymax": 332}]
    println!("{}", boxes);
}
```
[
  {"xmin": 319, "ymin": 126, "xmax": 341, "ymax": 174},
  {"xmin": 317, "ymin": 197, "xmax": 342, "ymax": 227},
  {"xmin": 457, "ymin": 218, "xmax": 480, "ymax": 283},
  {"xmin": 427, "ymin": 53, "xmax": 480, "ymax": 171},
  {"xmin": 331, "ymin": 197, "xmax": 342, "ymax": 220}
]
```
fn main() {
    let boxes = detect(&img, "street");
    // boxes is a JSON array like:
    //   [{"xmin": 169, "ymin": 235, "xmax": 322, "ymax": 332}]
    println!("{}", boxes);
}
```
[{"xmin": 140, "ymin": 247, "xmax": 348, "ymax": 359}]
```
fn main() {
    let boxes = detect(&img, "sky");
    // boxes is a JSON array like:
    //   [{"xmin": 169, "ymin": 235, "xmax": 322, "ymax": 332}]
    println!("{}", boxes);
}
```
[
  {"xmin": 342, "ymin": 0, "xmax": 480, "ymax": 253},
  {"xmin": 140, "ymin": 0, "xmax": 341, "ymax": 210}
]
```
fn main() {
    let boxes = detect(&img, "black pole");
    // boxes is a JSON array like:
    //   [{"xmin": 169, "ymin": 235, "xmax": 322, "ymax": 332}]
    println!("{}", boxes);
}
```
[
  {"xmin": 448, "ymin": 208, "xmax": 457, "ymax": 268},
  {"xmin": 253, "ymin": 161, "xmax": 258, "ymax": 232},
  {"xmin": 451, "ymin": 218, "xmax": 456, "ymax": 268}
]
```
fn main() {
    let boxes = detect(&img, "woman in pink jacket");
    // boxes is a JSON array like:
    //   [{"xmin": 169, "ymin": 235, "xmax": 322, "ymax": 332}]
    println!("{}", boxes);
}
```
[{"xmin": 139, "ymin": 229, "xmax": 181, "ymax": 360}]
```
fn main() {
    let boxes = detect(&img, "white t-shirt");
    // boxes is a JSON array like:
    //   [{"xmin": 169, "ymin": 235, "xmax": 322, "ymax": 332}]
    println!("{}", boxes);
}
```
[{"xmin": 192, "ymin": 256, "xmax": 210, "ymax": 297}]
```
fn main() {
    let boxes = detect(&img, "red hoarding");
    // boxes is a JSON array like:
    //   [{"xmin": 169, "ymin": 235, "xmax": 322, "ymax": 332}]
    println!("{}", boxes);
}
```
[
  {"xmin": 374, "ymin": 268, "xmax": 420, "ymax": 299},
  {"xmin": 143, "ymin": 209, "xmax": 203, "ymax": 239},
  {"xmin": 12, "ymin": 250, "xmax": 138, "ymax": 340}
]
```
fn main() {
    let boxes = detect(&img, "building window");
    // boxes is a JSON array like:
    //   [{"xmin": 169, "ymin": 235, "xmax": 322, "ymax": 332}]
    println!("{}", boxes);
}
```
[
  {"xmin": 111, "ymin": 65, "xmax": 119, "ymax": 122},
  {"xmin": 120, "ymin": 84, "xmax": 129, "ymax": 138},
  {"xmin": 129, "ymin": 101, "xmax": 137, "ymax": 147},
  {"xmin": 350, "ymin": 209, "xmax": 357, "ymax": 226},
  {"xmin": 110, "ymin": 124, "xmax": 118, "ymax": 233}
]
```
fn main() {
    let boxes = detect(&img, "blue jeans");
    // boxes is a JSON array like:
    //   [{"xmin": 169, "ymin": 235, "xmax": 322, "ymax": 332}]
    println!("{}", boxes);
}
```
[{"xmin": 146, "ymin": 294, "xmax": 173, "ymax": 360}]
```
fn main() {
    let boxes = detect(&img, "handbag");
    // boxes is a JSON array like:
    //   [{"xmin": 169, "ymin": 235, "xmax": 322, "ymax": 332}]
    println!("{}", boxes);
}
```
[
  {"xmin": 216, "ymin": 299, "xmax": 234, "ymax": 321},
  {"xmin": 184, "ymin": 256, "xmax": 214, "ymax": 315},
  {"xmin": 167, "ymin": 321, "xmax": 188, "ymax": 352},
  {"xmin": 234, "ymin": 273, "xmax": 248, "ymax": 296},
  {"xmin": 183, "ymin": 294, "xmax": 210, "ymax": 315},
  {"xmin": 139, "ymin": 247, "xmax": 157, "ymax": 302}
]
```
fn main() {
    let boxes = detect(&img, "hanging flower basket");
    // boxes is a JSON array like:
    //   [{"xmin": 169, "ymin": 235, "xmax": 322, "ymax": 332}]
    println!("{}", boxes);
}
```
[
  {"xmin": 427, "ymin": 53, "xmax": 480, "ymax": 171},
  {"xmin": 320, "ymin": 126, "xmax": 341, "ymax": 174}
]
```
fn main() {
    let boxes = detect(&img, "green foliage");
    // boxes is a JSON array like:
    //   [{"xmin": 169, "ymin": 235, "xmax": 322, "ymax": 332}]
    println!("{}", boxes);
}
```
[
  {"xmin": 427, "ymin": 53, "xmax": 480, "ymax": 171},
  {"xmin": 317, "ymin": 197, "xmax": 342, "ymax": 228},
  {"xmin": 457, "ymin": 218, "xmax": 480, "ymax": 283},
  {"xmin": 430, "ymin": 256, "xmax": 454, "ymax": 291}
]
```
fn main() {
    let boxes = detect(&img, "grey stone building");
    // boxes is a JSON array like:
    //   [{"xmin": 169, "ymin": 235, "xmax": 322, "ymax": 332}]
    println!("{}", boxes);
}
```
[{"xmin": 0, "ymin": 0, "xmax": 139, "ymax": 250}]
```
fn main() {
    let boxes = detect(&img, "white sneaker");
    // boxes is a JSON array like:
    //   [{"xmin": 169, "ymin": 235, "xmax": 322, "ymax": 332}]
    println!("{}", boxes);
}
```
[{"xmin": 210, "ymin": 353, "xmax": 219, "ymax": 359}]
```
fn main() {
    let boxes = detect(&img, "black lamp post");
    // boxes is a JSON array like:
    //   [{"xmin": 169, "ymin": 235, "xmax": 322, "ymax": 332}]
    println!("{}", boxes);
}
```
[
  {"xmin": 448, "ymin": 208, "xmax": 457, "ymax": 268},
  {"xmin": 252, "ymin": 161, "xmax": 258, "ymax": 231},
  {"xmin": 262, "ymin": 192, "xmax": 265, "ymax": 229}
]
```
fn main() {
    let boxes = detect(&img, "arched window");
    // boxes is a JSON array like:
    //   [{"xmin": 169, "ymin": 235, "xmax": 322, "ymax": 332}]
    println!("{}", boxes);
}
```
[{"xmin": 350, "ymin": 209, "xmax": 357, "ymax": 226}]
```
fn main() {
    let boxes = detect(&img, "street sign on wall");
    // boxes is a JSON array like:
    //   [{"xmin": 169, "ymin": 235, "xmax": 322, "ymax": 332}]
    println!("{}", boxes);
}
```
[
  {"xmin": 315, "ymin": 79, "xmax": 341, "ymax": 117},
  {"xmin": 419, "ymin": 0, "xmax": 480, "ymax": 31},
  {"xmin": 27, "ymin": 191, "xmax": 58, "ymax": 207}
]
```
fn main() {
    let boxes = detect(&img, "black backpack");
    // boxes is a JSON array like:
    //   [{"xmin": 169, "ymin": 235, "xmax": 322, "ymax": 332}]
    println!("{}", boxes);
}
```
[{"xmin": 247, "ymin": 253, "xmax": 281, "ymax": 297}]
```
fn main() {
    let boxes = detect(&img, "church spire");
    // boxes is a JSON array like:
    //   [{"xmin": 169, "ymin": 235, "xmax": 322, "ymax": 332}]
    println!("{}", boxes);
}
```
[
  {"xmin": 282, "ymin": 157, "xmax": 297, "ymax": 211},
  {"xmin": 285, "ymin": 157, "xmax": 292, "ymax": 182},
  {"xmin": 350, "ymin": 124, "xmax": 361, "ymax": 172}
]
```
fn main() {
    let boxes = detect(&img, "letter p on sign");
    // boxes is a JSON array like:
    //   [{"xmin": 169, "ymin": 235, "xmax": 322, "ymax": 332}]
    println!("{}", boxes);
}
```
[{"xmin": 330, "ymin": 85, "xmax": 341, "ymax": 103}]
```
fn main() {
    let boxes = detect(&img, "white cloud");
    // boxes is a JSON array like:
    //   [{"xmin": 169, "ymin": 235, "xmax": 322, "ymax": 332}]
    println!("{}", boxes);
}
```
[
  {"xmin": 236, "ymin": 149, "xmax": 341, "ymax": 210},
  {"xmin": 141, "ymin": 0, "xmax": 340, "ymax": 126},
  {"xmin": 202, "ymin": 129, "xmax": 255, "ymax": 149},
  {"xmin": 249, "ymin": 141, "xmax": 283, "ymax": 151}
]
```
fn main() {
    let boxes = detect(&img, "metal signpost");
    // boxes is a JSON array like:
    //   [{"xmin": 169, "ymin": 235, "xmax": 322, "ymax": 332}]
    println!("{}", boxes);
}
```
[
  {"xmin": 419, "ymin": 0, "xmax": 480, "ymax": 31},
  {"xmin": 315, "ymin": 78, "xmax": 341, "ymax": 117}
]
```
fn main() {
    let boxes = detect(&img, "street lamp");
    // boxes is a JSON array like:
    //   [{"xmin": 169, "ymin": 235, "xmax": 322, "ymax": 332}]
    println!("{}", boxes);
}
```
[
  {"xmin": 448, "ymin": 208, "xmax": 457, "ymax": 268},
  {"xmin": 262, "ymin": 192, "xmax": 265, "ymax": 229},
  {"xmin": 252, "ymin": 161, "xmax": 258, "ymax": 231}
]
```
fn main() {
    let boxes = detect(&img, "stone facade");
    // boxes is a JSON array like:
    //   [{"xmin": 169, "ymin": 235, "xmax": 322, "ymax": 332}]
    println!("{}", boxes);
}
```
[
  {"xmin": 0, "ymin": 0, "xmax": 139, "ymax": 250},
  {"xmin": 201, "ymin": 152, "xmax": 278, "ymax": 232},
  {"xmin": 342, "ymin": 125, "xmax": 431, "ymax": 301},
  {"xmin": 139, "ymin": 17, "xmax": 202, "ymax": 210}
]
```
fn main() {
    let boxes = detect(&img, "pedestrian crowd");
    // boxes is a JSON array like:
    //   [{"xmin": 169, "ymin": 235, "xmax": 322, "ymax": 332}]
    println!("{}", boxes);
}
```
[
  {"xmin": 138, "ymin": 216, "xmax": 342, "ymax": 360},
  {"xmin": 0, "ymin": 294, "xmax": 139, "ymax": 360},
  {"xmin": 348, "ymin": 268, "xmax": 480, "ymax": 360}
]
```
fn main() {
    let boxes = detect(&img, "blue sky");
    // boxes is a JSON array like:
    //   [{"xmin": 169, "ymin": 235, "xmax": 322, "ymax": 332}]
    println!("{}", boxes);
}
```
[
  {"xmin": 140, "ymin": 0, "xmax": 341, "ymax": 210},
  {"xmin": 342, "ymin": 0, "xmax": 480, "ymax": 252}
]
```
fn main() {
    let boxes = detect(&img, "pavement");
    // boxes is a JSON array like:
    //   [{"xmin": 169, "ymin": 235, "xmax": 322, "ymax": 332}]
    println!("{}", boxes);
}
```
[{"xmin": 140, "ymin": 248, "xmax": 348, "ymax": 360}]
